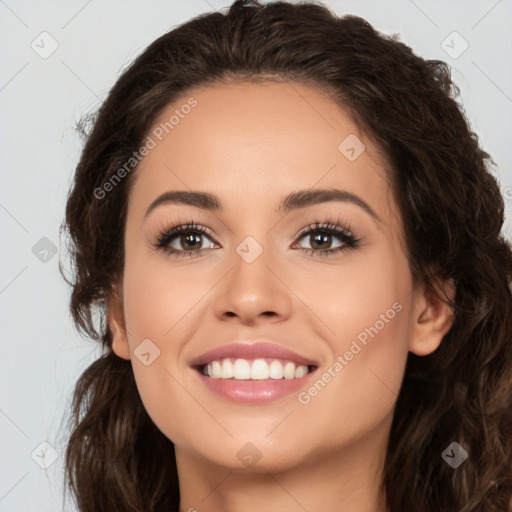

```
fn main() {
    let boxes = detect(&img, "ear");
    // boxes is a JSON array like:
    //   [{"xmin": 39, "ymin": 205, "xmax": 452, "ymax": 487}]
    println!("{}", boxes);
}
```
[
  {"xmin": 409, "ymin": 278, "xmax": 456, "ymax": 356},
  {"xmin": 107, "ymin": 281, "xmax": 131, "ymax": 360}
]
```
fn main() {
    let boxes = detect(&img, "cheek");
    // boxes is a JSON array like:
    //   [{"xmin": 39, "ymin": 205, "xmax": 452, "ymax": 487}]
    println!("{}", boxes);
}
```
[
  {"xmin": 292, "ymin": 301, "xmax": 411, "ymax": 454},
  {"xmin": 296, "ymin": 249, "xmax": 412, "ymax": 430},
  {"xmin": 122, "ymin": 248, "xmax": 210, "ymax": 347},
  {"xmin": 305, "ymin": 244, "xmax": 411, "ymax": 359},
  {"xmin": 120, "ymin": 252, "xmax": 215, "ymax": 443}
]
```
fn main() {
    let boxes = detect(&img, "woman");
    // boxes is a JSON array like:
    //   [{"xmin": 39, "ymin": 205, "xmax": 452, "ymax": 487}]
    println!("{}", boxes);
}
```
[{"xmin": 61, "ymin": 1, "xmax": 512, "ymax": 511}]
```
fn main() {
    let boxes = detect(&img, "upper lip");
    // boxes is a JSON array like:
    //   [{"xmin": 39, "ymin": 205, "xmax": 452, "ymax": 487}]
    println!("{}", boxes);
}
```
[{"xmin": 190, "ymin": 341, "xmax": 319, "ymax": 368}]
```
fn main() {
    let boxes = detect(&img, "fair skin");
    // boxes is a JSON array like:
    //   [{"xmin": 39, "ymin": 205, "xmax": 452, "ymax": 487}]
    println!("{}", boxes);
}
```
[{"xmin": 108, "ymin": 79, "xmax": 455, "ymax": 512}]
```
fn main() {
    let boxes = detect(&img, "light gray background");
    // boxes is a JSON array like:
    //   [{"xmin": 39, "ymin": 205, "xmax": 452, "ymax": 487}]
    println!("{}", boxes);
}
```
[{"xmin": 1, "ymin": 1, "xmax": 511, "ymax": 510}]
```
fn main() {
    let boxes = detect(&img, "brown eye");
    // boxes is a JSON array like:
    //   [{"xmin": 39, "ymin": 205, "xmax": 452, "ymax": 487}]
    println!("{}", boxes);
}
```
[
  {"xmin": 155, "ymin": 223, "xmax": 217, "ymax": 257},
  {"xmin": 293, "ymin": 221, "xmax": 360, "ymax": 258},
  {"xmin": 305, "ymin": 232, "xmax": 338, "ymax": 250},
  {"xmin": 164, "ymin": 231, "xmax": 216, "ymax": 254},
  {"xmin": 178, "ymin": 232, "xmax": 204, "ymax": 250}
]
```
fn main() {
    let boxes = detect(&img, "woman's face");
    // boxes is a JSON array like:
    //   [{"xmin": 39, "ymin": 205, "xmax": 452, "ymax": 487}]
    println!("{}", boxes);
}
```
[{"xmin": 110, "ymin": 80, "xmax": 442, "ymax": 473}]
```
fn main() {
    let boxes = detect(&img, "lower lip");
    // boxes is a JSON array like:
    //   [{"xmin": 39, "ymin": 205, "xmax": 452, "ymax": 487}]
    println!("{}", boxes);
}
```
[{"xmin": 194, "ymin": 369, "xmax": 316, "ymax": 403}]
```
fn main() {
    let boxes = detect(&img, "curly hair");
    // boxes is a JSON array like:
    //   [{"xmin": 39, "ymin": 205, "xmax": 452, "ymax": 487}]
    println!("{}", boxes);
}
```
[{"xmin": 60, "ymin": 1, "xmax": 512, "ymax": 510}]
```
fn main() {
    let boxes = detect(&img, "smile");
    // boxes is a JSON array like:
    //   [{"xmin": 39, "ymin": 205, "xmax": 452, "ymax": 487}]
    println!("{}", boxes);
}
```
[
  {"xmin": 200, "ymin": 357, "xmax": 314, "ymax": 380},
  {"xmin": 191, "ymin": 341, "xmax": 319, "ymax": 403},
  {"xmin": 195, "ymin": 368, "xmax": 318, "ymax": 403}
]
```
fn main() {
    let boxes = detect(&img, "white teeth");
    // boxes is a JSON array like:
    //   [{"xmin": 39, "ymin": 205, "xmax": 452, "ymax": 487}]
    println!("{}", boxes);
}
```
[
  {"xmin": 212, "ymin": 360, "xmax": 222, "ymax": 378},
  {"xmin": 204, "ymin": 358, "xmax": 311, "ymax": 380},
  {"xmin": 295, "ymin": 365, "xmax": 308, "ymax": 378},
  {"xmin": 283, "ymin": 361, "xmax": 296, "ymax": 380},
  {"xmin": 233, "ymin": 358, "xmax": 251, "ymax": 380},
  {"xmin": 269, "ymin": 360, "xmax": 284, "ymax": 379},
  {"xmin": 251, "ymin": 358, "xmax": 270, "ymax": 380},
  {"xmin": 221, "ymin": 359, "xmax": 234, "ymax": 379}
]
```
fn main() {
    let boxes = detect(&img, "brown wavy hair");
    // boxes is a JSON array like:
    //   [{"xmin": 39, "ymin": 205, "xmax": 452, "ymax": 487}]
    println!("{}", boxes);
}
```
[{"xmin": 60, "ymin": 1, "xmax": 512, "ymax": 510}]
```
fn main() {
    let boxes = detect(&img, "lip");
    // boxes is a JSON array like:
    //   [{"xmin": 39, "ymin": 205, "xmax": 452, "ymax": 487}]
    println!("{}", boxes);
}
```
[
  {"xmin": 190, "ymin": 341, "xmax": 319, "ymax": 404},
  {"xmin": 189, "ymin": 341, "xmax": 318, "ymax": 368},
  {"xmin": 195, "ymin": 370, "xmax": 317, "ymax": 403}
]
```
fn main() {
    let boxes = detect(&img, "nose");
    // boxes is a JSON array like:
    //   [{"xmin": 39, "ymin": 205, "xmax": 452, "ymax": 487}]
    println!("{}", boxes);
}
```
[{"xmin": 213, "ymin": 241, "xmax": 293, "ymax": 325}]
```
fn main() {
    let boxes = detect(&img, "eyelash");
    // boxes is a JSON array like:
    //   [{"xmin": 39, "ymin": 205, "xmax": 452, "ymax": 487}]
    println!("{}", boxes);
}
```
[{"xmin": 153, "ymin": 216, "xmax": 361, "ymax": 259}]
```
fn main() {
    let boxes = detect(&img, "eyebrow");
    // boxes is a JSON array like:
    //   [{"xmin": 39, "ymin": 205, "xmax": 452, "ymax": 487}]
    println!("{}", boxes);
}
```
[{"xmin": 144, "ymin": 188, "xmax": 381, "ymax": 222}]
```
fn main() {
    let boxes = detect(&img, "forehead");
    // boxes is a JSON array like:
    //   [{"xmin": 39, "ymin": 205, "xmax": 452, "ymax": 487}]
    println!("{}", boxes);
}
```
[{"xmin": 129, "ymin": 80, "xmax": 394, "ymax": 222}]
